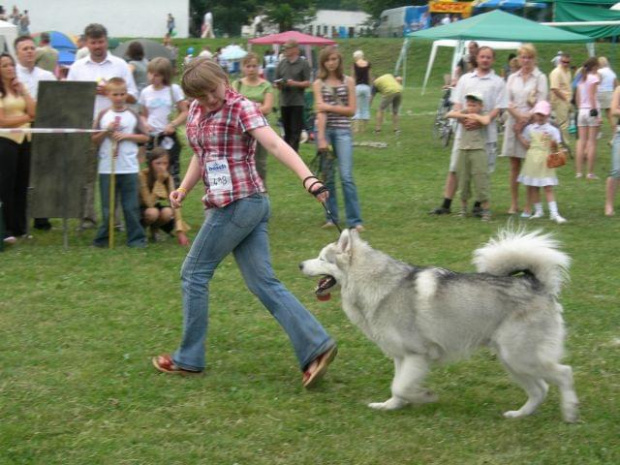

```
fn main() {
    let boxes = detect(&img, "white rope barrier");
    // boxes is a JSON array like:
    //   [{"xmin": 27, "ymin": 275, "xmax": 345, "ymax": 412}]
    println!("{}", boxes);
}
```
[{"xmin": 0, "ymin": 128, "xmax": 105, "ymax": 134}]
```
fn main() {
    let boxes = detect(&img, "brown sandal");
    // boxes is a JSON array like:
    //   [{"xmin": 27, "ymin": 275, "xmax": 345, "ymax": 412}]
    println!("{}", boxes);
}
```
[
  {"xmin": 302, "ymin": 345, "xmax": 338, "ymax": 388},
  {"xmin": 152, "ymin": 354, "xmax": 203, "ymax": 375}
]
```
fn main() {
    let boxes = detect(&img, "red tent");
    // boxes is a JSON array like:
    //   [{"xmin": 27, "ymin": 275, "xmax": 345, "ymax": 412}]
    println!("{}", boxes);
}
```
[{"xmin": 248, "ymin": 30, "xmax": 336, "ymax": 46}]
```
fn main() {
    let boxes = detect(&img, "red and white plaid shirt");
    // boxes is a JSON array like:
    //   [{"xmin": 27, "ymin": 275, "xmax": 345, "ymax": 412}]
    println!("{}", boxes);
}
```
[{"xmin": 186, "ymin": 88, "xmax": 268, "ymax": 209}]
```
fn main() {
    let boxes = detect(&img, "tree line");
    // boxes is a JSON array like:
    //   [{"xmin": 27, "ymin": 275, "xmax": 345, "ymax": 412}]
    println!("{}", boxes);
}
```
[{"xmin": 189, "ymin": 0, "xmax": 428, "ymax": 37}]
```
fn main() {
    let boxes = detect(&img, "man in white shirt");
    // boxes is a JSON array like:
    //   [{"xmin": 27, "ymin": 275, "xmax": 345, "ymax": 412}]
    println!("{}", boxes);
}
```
[
  {"xmin": 68, "ymin": 24, "xmax": 137, "ymax": 118},
  {"xmin": 431, "ymin": 46, "xmax": 508, "ymax": 215},
  {"xmin": 75, "ymin": 35, "xmax": 90, "ymax": 61},
  {"xmin": 14, "ymin": 36, "xmax": 56, "ymax": 99},
  {"xmin": 597, "ymin": 56, "xmax": 618, "ymax": 132},
  {"xmin": 14, "ymin": 36, "xmax": 57, "ymax": 231},
  {"xmin": 201, "ymin": 11, "xmax": 215, "ymax": 38},
  {"xmin": 67, "ymin": 23, "xmax": 138, "ymax": 229}
]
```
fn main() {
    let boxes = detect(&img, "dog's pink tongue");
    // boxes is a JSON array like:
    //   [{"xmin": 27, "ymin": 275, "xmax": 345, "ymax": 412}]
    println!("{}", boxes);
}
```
[{"xmin": 317, "ymin": 293, "xmax": 331, "ymax": 301}]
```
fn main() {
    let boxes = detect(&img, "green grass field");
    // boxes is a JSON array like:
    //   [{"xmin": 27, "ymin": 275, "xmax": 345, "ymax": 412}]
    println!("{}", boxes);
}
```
[{"xmin": 1, "ymin": 38, "xmax": 619, "ymax": 464}]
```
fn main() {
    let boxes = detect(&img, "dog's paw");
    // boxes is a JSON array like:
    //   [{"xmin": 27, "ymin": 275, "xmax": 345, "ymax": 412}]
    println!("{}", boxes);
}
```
[
  {"xmin": 368, "ymin": 397, "xmax": 408, "ymax": 411},
  {"xmin": 562, "ymin": 402, "xmax": 580, "ymax": 423},
  {"xmin": 411, "ymin": 390, "xmax": 438, "ymax": 404},
  {"xmin": 503, "ymin": 409, "xmax": 528, "ymax": 419}
]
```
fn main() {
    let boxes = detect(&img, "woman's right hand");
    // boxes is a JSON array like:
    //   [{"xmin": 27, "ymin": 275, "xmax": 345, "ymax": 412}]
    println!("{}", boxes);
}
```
[
  {"xmin": 155, "ymin": 163, "xmax": 168, "ymax": 180},
  {"xmin": 316, "ymin": 102, "xmax": 332, "ymax": 112},
  {"xmin": 318, "ymin": 138, "xmax": 329, "ymax": 150},
  {"xmin": 11, "ymin": 79, "xmax": 25, "ymax": 96},
  {"xmin": 513, "ymin": 120, "xmax": 525, "ymax": 133}
]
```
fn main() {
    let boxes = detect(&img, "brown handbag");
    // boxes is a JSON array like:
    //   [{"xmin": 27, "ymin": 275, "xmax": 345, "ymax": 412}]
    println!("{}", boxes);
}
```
[{"xmin": 547, "ymin": 150, "xmax": 567, "ymax": 169}]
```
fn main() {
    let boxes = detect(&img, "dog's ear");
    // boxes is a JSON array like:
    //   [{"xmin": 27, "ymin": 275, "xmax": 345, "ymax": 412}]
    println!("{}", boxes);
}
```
[{"xmin": 337, "ymin": 229, "xmax": 353, "ymax": 254}]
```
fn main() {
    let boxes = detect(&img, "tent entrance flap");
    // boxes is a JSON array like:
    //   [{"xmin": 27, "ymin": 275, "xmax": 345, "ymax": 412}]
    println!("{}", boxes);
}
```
[
  {"xmin": 405, "ymin": 9, "xmax": 592, "ymax": 93},
  {"xmin": 419, "ymin": 40, "xmax": 520, "ymax": 94}
]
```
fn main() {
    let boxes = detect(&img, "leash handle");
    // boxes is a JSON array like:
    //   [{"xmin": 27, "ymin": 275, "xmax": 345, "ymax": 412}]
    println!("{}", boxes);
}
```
[
  {"xmin": 303, "ymin": 175, "xmax": 342, "ymax": 233},
  {"xmin": 321, "ymin": 202, "xmax": 342, "ymax": 233}
]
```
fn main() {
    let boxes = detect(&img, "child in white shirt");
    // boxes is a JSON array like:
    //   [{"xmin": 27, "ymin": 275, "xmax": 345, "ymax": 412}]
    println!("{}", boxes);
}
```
[
  {"xmin": 517, "ymin": 101, "xmax": 567, "ymax": 224},
  {"xmin": 92, "ymin": 77, "xmax": 150, "ymax": 247}
]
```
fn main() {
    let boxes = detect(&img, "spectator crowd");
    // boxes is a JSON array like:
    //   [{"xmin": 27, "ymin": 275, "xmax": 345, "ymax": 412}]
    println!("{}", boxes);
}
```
[
  {"xmin": 3, "ymin": 16, "xmax": 620, "ymax": 393},
  {"xmin": 3, "ymin": 26, "xmax": 620, "ymax": 251}
]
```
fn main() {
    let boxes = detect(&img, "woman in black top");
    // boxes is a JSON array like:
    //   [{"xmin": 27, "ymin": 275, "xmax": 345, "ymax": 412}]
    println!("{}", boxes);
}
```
[{"xmin": 352, "ymin": 50, "xmax": 372, "ymax": 133}]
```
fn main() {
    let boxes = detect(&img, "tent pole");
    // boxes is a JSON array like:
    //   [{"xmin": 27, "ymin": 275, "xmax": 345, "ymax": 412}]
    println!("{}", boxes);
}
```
[
  {"xmin": 395, "ymin": 38, "xmax": 408, "ymax": 80},
  {"xmin": 403, "ymin": 41, "xmax": 408, "ymax": 88}
]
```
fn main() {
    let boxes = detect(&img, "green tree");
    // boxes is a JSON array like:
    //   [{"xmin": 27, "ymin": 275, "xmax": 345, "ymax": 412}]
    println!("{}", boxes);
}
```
[
  {"xmin": 361, "ymin": 0, "xmax": 427, "ymax": 19},
  {"xmin": 189, "ymin": 0, "xmax": 260, "ymax": 36},
  {"xmin": 315, "ymin": 0, "xmax": 364, "ymax": 9},
  {"xmin": 189, "ymin": 0, "xmax": 318, "ymax": 36},
  {"xmin": 263, "ymin": 1, "xmax": 317, "ymax": 32}
]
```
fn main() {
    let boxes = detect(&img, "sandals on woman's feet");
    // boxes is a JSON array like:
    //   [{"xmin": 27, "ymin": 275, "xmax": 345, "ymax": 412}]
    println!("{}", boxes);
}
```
[
  {"xmin": 152, "ymin": 354, "xmax": 203, "ymax": 375},
  {"xmin": 302, "ymin": 345, "xmax": 338, "ymax": 388}
]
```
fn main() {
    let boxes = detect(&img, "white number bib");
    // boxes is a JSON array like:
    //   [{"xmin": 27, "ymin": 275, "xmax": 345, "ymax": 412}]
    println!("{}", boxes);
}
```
[{"xmin": 206, "ymin": 158, "xmax": 232, "ymax": 192}]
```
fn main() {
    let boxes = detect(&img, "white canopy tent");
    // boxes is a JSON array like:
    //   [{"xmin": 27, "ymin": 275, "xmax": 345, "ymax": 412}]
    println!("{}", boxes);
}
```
[
  {"xmin": 395, "ymin": 38, "xmax": 521, "ymax": 94},
  {"xmin": 420, "ymin": 39, "xmax": 521, "ymax": 94},
  {"xmin": 0, "ymin": 20, "xmax": 18, "ymax": 57}
]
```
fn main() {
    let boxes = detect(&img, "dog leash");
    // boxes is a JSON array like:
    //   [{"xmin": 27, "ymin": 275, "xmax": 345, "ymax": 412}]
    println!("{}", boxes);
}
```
[
  {"xmin": 321, "ymin": 202, "xmax": 342, "ymax": 233},
  {"xmin": 303, "ymin": 175, "xmax": 343, "ymax": 234}
]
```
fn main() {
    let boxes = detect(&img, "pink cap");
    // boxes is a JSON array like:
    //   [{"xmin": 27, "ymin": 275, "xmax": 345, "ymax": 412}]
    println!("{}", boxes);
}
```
[{"xmin": 532, "ymin": 101, "xmax": 551, "ymax": 116}]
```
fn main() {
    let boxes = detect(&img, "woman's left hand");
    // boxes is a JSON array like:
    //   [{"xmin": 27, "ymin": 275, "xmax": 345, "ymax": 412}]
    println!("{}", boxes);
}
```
[
  {"xmin": 316, "ymin": 102, "xmax": 332, "ymax": 112},
  {"xmin": 519, "ymin": 114, "xmax": 530, "ymax": 125},
  {"xmin": 163, "ymin": 123, "xmax": 176, "ymax": 135},
  {"xmin": 309, "ymin": 181, "xmax": 329, "ymax": 203},
  {"xmin": 177, "ymin": 232, "xmax": 190, "ymax": 246}
]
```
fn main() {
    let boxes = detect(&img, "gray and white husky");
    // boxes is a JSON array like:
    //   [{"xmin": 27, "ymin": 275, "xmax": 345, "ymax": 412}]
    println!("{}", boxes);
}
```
[{"xmin": 300, "ymin": 228, "xmax": 579, "ymax": 422}]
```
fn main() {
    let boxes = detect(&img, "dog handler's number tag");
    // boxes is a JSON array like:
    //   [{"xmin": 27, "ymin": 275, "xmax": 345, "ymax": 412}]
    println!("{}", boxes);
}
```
[{"xmin": 206, "ymin": 159, "xmax": 232, "ymax": 192}]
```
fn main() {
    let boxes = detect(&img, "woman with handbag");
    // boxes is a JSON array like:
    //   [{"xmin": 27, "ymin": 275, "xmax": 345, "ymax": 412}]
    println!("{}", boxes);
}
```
[
  {"xmin": 575, "ymin": 57, "xmax": 601, "ymax": 180},
  {"xmin": 500, "ymin": 44, "xmax": 548, "ymax": 215},
  {"xmin": 515, "ymin": 101, "xmax": 567, "ymax": 223},
  {"xmin": 138, "ymin": 57, "xmax": 188, "ymax": 188}
]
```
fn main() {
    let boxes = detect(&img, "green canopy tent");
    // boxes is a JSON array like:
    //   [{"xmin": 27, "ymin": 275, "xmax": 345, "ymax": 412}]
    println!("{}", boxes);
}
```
[
  {"xmin": 548, "ymin": 2, "xmax": 620, "ymax": 39},
  {"xmin": 408, "ymin": 9, "xmax": 593, "ymax": 41},
  {"xmin": 400, "ymin": 9, "xmax": 593, "ymax": 92}
]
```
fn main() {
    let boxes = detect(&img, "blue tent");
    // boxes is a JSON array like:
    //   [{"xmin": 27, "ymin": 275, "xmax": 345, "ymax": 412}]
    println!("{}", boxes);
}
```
[
  {"xmin": 34, "ymin": 31, "xmax": 77, "ymax": 65},
  {"xmin": 474, "ymin": 0, "xmax": 547, "ymax": 11}
]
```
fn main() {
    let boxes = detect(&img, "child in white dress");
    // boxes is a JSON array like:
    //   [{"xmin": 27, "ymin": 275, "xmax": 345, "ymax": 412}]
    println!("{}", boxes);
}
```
[{"xmin": 516, "ymin": 100, "xmax": 567, "ymax": 224}]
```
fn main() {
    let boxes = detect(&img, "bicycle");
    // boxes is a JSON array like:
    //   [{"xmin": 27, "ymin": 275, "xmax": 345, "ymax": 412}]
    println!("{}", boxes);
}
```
[{"xmin": 433, "ymin": 87, "xmax": 455, "ymax": 147}]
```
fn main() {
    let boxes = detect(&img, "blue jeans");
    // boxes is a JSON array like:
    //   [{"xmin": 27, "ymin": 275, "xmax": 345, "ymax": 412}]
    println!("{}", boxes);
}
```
[
  {"xmin": 323, "ymin": 128, "xmax": 363, "ymax": 227},
  {"xmin": 173, "ymin": 194, "xmax": 334, "ymax": 372},
  {"xmin": 611, "ymin": 132, "xmax": 620, "ymax": 179},
  {"xmin": 354, "ymin": 84, "xmax": 371, "ymax": 120},
  {"xmin": 94, "ymin": 174, "xmax": 146, "ymax": 247}
]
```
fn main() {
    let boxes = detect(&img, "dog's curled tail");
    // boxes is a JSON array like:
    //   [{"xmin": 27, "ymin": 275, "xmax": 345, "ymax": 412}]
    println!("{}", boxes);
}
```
[{"xmin": 472, "ymin": 228, "xmax": 570, "ymax": 297}]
